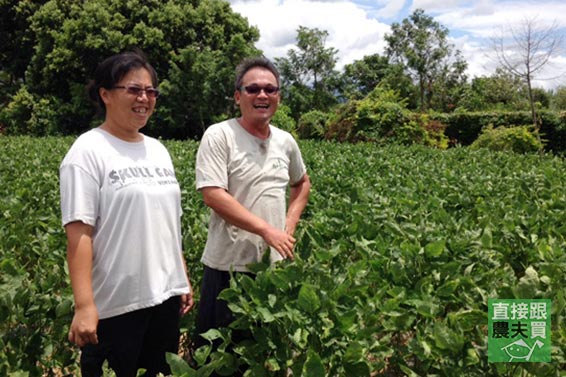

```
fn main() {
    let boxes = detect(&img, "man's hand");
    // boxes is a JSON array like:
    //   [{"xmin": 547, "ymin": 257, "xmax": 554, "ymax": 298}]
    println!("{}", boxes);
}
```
[{"xmin": 263, "ymin": 227, "xmax": 296, "ymax": 260}]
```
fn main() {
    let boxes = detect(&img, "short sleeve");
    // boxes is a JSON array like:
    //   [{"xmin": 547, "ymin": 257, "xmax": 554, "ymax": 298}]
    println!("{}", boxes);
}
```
[
  {"xmin": 60, "ymin": 164, "xmax": 100, "ymax": 227},
  {"xmin": 195, "ymin": 128, "xmax": 229, "ymax": 190}
]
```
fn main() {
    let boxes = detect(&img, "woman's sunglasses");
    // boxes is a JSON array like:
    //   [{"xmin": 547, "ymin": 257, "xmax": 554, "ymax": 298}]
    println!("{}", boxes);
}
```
[{"xmin": 112, "ymin": 85, "xmax": 160, "ymax": 98}]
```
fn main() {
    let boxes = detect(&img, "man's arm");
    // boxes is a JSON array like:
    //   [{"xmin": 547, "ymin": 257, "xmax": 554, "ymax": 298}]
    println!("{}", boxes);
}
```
[
  {"xmin": 201, "ymin": 187, "xmax": 296, "ymax": 260},
  {"xmin": 285, "ymin": 173, "xmax": 311, "ymax": 236}
]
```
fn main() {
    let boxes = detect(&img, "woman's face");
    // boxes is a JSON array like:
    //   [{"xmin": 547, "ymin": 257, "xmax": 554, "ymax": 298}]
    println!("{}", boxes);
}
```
[{"xmin": 100, "ymin": 68, "xmax": 157, "ymax": 135}]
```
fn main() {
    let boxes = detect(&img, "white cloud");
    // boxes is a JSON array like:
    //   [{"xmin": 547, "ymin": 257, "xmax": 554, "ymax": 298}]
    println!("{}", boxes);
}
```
[
  {"xmin": 411, "ymin": 0, "xmax": 464, "ymax": 13},
  {"xmin": 374, "ymin": 0, "xmax": 408, "ymax": 19},
  {"xmin": 450, "ymin": 35, "xmax": 491, "ymax": 78},
  {"xmin": 230, "ymin": 0, "xmax": 390, "ymax": 70},
  {"xmin": 437, "ymin": 1, "xmax": 566, "ymax": 88},
  {"xmin": 436, "ymin": 1, "xmax": 566, "ymax": 39},
  {"xmin": 229, "ymin": 0, "xmax": 566, "ymax": 89}
]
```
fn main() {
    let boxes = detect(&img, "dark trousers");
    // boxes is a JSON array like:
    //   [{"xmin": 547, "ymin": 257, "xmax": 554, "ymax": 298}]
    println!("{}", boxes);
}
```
[
  {"xmin": 194, "ymin": 266, "xmax": 253, "ymax": 376},
  {"xmin": 80, "ymin": 296, "xmax": 181, "ymax": 377}
]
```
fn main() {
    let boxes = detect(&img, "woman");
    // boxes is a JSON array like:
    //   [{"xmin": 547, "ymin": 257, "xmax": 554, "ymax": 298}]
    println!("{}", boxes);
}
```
[{"xmin": 59, "ymin": 50, "xmax": 193, "ymax": 377}]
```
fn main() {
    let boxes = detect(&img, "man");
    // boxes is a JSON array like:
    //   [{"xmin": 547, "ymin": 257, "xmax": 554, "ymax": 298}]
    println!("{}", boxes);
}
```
[{"xmin": 194, "ymin": 56, "xmax": 311, "ymax": 355}]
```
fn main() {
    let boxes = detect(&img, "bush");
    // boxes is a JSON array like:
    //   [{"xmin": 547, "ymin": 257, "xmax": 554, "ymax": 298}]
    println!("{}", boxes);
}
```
[
  {"xmin": 356, "ymin": 100, "xmax": 408, "ymax": 141},
  {"xmin": 325, "ymin": 86, "xmax": 448, "ymax": 149},
  {"xmin": 271, "ymin": 104, "xmax": 297, "ymax": 138},
  {"xmin": 470, "ymin": 125, "xmax": 543, "ymax": 153},
  {"xmin": 441, "ymin": 110, "xmax": 565, "ymax": 153},
  {"xmin": 394, "ymin": 113, "xmax": 449, "ymax": 149},
  {"xmin": 0, "ymin": 86, "xmax": 64, "ymax": 136},
  {"xmin": 297, "ymin": 110, "xmax": 329, "ymax": 140},
  {"xmin": 326, "ymin": 85, "xmax": 410, "ymax": 143},
  {"xmin": 324, "ymin": 100, "xmax": 359, "ymax": 142}
]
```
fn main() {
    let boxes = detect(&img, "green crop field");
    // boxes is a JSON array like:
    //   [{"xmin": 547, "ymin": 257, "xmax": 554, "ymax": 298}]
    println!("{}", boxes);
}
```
[{"xmin": 1, "ymin": 136, "xmax": 565, "ymax": 376}]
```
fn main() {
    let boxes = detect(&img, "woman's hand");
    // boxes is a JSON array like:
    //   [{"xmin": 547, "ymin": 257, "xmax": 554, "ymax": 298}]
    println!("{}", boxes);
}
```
[
  {"xmin": 179, "ymin": 278, "xmax": 195, "ymax": 316},
  {"xmin": 68, "ymin": 304, "xmax": 99, "ymax": 347}
]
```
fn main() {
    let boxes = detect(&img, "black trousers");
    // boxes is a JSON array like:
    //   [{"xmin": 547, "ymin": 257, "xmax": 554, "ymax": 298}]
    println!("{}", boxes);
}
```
[
  {"xmin": 194, "ymin": 266, "xmax": 253, "ymax": 376},
  {"xmin": 80, "ymin": 296, "xmax": 181, "ymax": 377}
]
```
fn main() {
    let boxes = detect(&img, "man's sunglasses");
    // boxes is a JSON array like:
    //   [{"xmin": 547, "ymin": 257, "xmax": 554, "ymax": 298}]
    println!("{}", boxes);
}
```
[
  {"xmin": 239, "ymin": 85, "xmax": 280, "ymax": 96},
  {"xmin": 112, "ymin": 85, "xmax": 160, "ymax": 98}
]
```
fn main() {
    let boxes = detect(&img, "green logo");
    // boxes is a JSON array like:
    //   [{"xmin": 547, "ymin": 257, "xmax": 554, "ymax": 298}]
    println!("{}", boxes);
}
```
[{"xmin": 488, "ymin": 299, "xmax": 551, "ymax": 362}]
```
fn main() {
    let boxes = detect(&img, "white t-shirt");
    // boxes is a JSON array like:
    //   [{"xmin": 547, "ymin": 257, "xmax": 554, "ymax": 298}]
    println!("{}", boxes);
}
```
[
  {"xmin": 195, "ymin": 119, "xmax": 307, "ymax": 272},
  {"xmin": 60, "ymin": 128, "xmax": 190, "ymax": 319}
]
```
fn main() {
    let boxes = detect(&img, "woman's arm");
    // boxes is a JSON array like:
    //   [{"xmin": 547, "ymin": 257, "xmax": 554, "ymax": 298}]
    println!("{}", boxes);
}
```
[{"xmin": 65, "ymin": 221, "xmax": 99, "ymax": 347}]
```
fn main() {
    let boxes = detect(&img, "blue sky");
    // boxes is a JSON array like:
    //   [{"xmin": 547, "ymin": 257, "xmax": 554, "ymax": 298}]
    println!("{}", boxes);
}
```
[{"xmin": 228, "ymin": 0, "xmax": 566, "ymax": 89}]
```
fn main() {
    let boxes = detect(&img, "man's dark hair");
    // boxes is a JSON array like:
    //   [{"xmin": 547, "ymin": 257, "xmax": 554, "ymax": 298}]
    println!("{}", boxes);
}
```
[{"xmin": 234, "ymin": 56, "xmax": 280, "ymax": 91}]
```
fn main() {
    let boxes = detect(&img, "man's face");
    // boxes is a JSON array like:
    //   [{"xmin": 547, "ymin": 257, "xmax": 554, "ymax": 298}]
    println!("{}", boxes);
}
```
[{"xmin": 235, "ymin": 67, "xmax": 280, "ymax": 126}]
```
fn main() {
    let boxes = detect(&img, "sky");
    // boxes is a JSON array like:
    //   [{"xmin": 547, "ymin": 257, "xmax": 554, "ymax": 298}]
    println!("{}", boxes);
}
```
[{"xmin": 228, "ymin": 0, "xmax": 566, "ymax": 90}]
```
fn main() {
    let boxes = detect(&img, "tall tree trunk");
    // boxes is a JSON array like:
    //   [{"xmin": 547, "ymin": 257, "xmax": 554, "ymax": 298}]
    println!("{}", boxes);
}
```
[
  {"xmin": 419, "ymin": 78, "xmax": 426, "ymax": 112},
  {"xmin": 526, "ymin": 76, "xmax": 537, "ymax": 130},
  {"xmin": 526, "ymin": 75, "xmax": 543, "ymax": 151}
]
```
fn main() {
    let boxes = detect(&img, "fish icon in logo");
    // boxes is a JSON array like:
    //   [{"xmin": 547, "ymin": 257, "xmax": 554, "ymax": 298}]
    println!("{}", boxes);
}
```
[{"xmin": 501, "ymin": 339, "xmax": 544, "ymax": 362}]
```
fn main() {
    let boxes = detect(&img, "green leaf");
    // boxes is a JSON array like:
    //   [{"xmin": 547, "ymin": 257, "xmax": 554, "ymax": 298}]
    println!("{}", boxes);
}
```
[
  {"xmin": 343, "ymin": 341, "xmax": 364, "ymax": 363},
  {"xmin": 264, "ymin": 357, "xmax": 280, "ymax": 372},
  {"xmin": 291, "ymin": 327, "xmax": 309, "ymax": 348},
  {"xmin": 424, "ymin": 239, "xmax": 445, "ymax": 257},
  {"xmin": 55, "ymin": 298, "xmax": 73, "ymax": 318},
  {"xmin": 447, "ymin": 309, "xmax": 485, "ymax": 331},
  {"xmin": 436, "ymin": 279, "xmax": 459, "ymax": 297},
  {"xmin": 269, "ymin": 269, "xmax": 292, "ymax": 290},
  {"xmin": 193, "ymin": 345, "xmax": 211, "ymax": 366},
  {"xmin": 303, "ymin": 349, "xmax": 325, "ymax": 377},
  {"xmin": 399, "ymin": 364, "xmax": 420, "ymax": 377},
  {"xmin": 247, "ymin": 261, "xmax": 269, "ymax": 274},
  {"xmin": 218, "ymin": 287, "xmax": 240, "ymax": 301},
  {"xmin": 200, "ymin": 328, "xmax": 224, "ymax": 342},
  {"xmin": 481, "ymin": 227, "xmax": 493, "ymax": 248},
  {"xmin": 267, "ymin": 293, "xmax": 277, "ymax": 307},
  {"xmin": 257, "ymin": 307, "xmax": 275, "ymax": 323},
  {"xmin": 238, "ymin": 274, "xmax": 256, "ymax": 294},
  {"xmin": 405, "ymin": 298, "xmax": 440, "ymax": 318},
  {"xmin": 514, "ymin": 265, "xmax": 541, "ymax": 298},
  {"xmin": 464, "ymin": 347, "xmax": 480, "ymax": 366},
  {"xmin": 210, "ymin": 351, "xmax": 237, "ymax": 376},
  {"xmin": 166, "ymin": 352, "xmax": 195, "ymax": 376},
  {"xmin": 433, "ymin": 321, "xmax": 464, "ymax": 354},
  {"xmin": 298, "ymin": 284, "xmax": 321, "ymax": 313},
  {"xmin": 344, "ymin": 361, "xmax": 370, "ymax": 377}
]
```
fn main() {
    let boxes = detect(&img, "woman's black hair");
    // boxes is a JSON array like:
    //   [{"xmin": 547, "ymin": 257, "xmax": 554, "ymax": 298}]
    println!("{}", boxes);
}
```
[{"xmin": 86, "ymin": 48, "xmax": 158, "ymax": 114}]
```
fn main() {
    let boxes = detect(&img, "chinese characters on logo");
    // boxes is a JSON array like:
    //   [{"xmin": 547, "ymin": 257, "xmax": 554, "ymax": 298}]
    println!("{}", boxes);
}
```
[{"xmin": 488, "ymin": 299, "xmax": 551, "ymax": 362}]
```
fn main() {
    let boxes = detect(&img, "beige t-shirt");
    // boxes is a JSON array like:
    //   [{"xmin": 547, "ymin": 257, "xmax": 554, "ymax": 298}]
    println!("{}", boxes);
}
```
[{"xmin": 195, "ymin": 119, "xmax": 307, "ymax": 271}]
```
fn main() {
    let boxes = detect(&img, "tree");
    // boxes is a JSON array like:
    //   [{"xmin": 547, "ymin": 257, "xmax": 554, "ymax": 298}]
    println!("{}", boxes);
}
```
[
  {"xmin": 0, "ymin": 0, "xmax": 49, "ymax": 105},
  {"xmin": 491, "ymin": 16, "xmax": 565, "ymax": 129},
  {"xmin": 385, "ymin": 8, "xmax": 467, "ymax": 112},
  {"xmin": 430, "ymin": 50, "xmax": 468, "ymax": 112},
  {"xmin": 340, "ymin": 54, "xmax": 416, "ymax": 107},
  {"xmin": 460, "ymin": 68, "xmax": 529, "ymax": 111},
  {"xmin": 275, "ymin": 26, "xmax": 339, "ymax": 120},
  {"xmin": 0, "ymin": 0, "xmax": 259, "ymax": 138},
  {"xmin": 155, "ymin": 33, "xmax": 259, "ymax": 139},
  {"xmin": 551, "ymin": 86, "xmax": 566, "ymax": 110}
]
